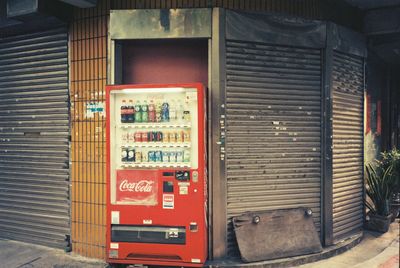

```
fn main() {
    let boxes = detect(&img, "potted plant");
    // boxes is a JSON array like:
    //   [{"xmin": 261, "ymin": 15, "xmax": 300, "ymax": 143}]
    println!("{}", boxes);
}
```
[
  {"xmin": 378, "ymin": 149, "xmax": 400, "ymax": 221},
  {"xmin": 365, "ymin": 163, "xmax": 394, "ymax": 232}
]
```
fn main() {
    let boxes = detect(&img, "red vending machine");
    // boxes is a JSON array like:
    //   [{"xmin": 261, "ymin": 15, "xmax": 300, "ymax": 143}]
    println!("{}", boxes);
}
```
[{"xmin": 106, "ymin": 83, "xmax": 207, "ymax": 267}]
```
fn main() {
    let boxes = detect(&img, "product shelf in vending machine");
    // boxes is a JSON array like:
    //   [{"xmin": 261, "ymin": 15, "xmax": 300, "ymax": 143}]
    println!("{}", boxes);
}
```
[{"xmin": 106, "ymin": 83, "xmax": 207, "ymax": 267}]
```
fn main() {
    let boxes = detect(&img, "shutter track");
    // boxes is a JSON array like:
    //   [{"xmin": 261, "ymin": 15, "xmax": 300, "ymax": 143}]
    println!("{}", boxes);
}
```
[
  {"xmin": 225, "ymin": 40, "xmax": 322, "ymax": 256},
  {"xmin": 0, "ymin": 28, "xmax": 69, "ymax": 249},
  {"xmin": 332, "ymin": 51, "xmax": 364, "ymax": 242}
]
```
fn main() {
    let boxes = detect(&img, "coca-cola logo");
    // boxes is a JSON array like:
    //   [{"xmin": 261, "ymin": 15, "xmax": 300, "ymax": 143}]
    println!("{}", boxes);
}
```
[{"xmin": 119, "ymin": 179, "xmax": 154, "ymax": 192}]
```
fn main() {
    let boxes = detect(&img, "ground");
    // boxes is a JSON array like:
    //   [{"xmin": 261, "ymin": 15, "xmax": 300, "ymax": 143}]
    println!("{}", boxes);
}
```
[{"xmin": 0, "ymin": 221, "xmax": 398, "ymax": 268}]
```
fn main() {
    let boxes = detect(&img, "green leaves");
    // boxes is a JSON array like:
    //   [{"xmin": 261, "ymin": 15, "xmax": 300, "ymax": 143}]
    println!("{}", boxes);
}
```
[{"xmin": 365, "ymin": 164, "xmax": 394, "ymax": 216}]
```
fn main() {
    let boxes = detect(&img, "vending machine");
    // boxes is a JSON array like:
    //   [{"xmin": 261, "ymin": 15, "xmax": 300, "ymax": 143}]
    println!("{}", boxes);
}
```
[{"xmin": 106, "ymin": 83, "xmax": 207, "ymax": 267}]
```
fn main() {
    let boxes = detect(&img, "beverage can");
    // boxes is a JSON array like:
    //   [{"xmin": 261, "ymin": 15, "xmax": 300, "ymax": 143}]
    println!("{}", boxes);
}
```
[
  {"xmin": 169, "ymin": 131, "xmax": 176, "ymax": 143},
  {"xmin": 176, "ymin": 131, "xmax": 183, "ymax": 142},
  {"xmin": 121, "ymin": 148, "xmax": 128, "ymax": 162},
  {"xmin": 169, "ymin": 151, "xmax": 177, "ymax": 162},
  {"xmin": 135, "ymin": 151, "xmax": 142, "ymax": 162},
  {"xmin": 141, "ymin": 132, "xmax": 148, "ymax": 142},
  {"xmin": 162, "ymin": 151, "xmax": 170, "ymax": 162},
  {"xmin": 156, "ymin": 131, "xmax": 163, "ymax": 142},
  {"xmin": 134, "ymin": 132, "xmax": 142, "ymax": 142},
  {"xmin": 122, "ymin": 132, "xmax": 128, "ymax": 143},
  {"xmin": 127, "ymin": 148, "xmax": 135, "ymax": 162},
  {"xmin": 176, "ymin": 151, "xmax": 183, "ymax": 162},
  {"xmin": 128, "ymin": 131, "xmax": 135, "ymax": 143},
  {"xmin": 162, "ymin": 131, "xmax": 169, "ymax": 143},
  {"xmin": 148, "ymin": 151, "xmax": 155, "ymax": 162},
  {"xmin": 142, "ymin": 151, "xmax": 148, "ymax": 162},
  {"xmin": 183, "ymin": 149, "xmax": 190, "ymax": 162},
  {"xmin": 183, "ymin": 130, "xmax": 191, "ymax": 142},
  {"xmin": 147, "ymin": 131, "xmax": 154, "ymax": 142},
  {"xmin": 155, "ymin": 151, "xmax": 162, "ymax": 162}
]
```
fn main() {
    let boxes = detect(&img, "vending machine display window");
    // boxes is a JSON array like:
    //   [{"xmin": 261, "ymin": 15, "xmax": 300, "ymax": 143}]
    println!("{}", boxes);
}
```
[{"xmin": 109, "ymin": 87, "xmax": 199, "ymax": 205}]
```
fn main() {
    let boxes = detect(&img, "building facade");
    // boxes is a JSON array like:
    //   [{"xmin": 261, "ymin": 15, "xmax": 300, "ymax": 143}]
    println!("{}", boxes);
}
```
[{"xmin": 0, "ymin": 0, "xmax": 398, "ymax": 263}]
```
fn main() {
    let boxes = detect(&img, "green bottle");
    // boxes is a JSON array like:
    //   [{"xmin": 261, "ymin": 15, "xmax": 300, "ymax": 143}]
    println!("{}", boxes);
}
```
[{"xmin": 134, "ymin": 100, "xmax": 142, "ymax": 123}]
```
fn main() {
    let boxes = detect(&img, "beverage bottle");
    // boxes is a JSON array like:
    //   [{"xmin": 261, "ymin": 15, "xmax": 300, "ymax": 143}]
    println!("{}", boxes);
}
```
[
  {"xmin": 134, "ymin": 100, "xmax": 142, "ymax": 123},
  {"xmin": 127, "ymin": 148, "xmax": 135, "ymax": 162},
  {"xmin": 156, "ymin": 100, "xmax": 162, "ymax": 122},
  {"xmin": 120, "ymin": 100, "xmax": 128, "ymax": 123},
  {"xmin": 161, "ymin": 101, "xmax": 170, "ymax": 122},
  {"xmin": 169, "ymin": 100, "xmax": 177, "ymax": 121},
  {"xmin": 127, "ymin": 100, "xmax": 135, "ymax": 123},
  {"xmin": 148, "ymin": 99, "xmax": 156, "ymax": 122},
  {"xmin": 176, "ymin": 104, "xmax": 184, "ymax": 122},
  {"xmin": 142, "ymin": 100, "xmax": 149, "ymax": 122}
]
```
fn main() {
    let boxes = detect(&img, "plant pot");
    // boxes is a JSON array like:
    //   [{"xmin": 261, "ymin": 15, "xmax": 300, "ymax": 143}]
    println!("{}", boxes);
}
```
[{"xmin": 366, "ymin": 213, "xmax": 393, "ymax": 233}]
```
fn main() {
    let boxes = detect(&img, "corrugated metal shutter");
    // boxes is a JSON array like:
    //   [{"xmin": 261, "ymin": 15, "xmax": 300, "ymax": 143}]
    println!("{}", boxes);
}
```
[
  {"xmin": 332, "ymin": 51, "xmax": 364, "ymax": 241},
  {"xmin": 0, "ymin": 28, "xmax": 70, "ymax": 249},
  {"xmin": 225, "ymin": 40, "xmax": 322, "ymax": 255}
]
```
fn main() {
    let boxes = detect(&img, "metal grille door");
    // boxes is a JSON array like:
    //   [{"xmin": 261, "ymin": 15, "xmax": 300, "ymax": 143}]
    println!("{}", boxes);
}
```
[
  {"xmin": 0, "ymin": 28, "xmax": 69, "ymax": 248},
  {"xmin": 332, "ymin": 51, "xmax": 364, "ymax": 241},
  {"xmin": 225, "ymin": 40, "xmax": 322, "ymax": 255}
]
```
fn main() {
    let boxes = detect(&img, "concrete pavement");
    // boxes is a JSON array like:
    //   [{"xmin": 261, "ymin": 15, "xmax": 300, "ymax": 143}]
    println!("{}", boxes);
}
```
[{"xmin": 0, "ymin": 220, "xmax": 398, "ymax": 268}]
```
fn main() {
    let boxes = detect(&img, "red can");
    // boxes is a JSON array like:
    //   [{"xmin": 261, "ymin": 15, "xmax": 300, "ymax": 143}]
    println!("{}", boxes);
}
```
[
  {"xmin": 141, "ymin": 132, "xmax": 148, "ymax": 142},
  {"xmin": 134, "ymin": 132, "xmax": 142, "ymax": 142}
]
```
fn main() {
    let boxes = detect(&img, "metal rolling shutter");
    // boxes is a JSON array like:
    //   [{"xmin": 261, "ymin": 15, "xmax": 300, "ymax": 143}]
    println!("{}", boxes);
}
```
[
  {"xmin": 332, "ymin": 51, "xmax": 364, "ymax": 241},
  {"xmin": 0, "ymin": 28, "xmax": 69, "ymax": 248},
  {"xmin": 225, "ymin": 40, "xmax": 322, "ymax": 255}
]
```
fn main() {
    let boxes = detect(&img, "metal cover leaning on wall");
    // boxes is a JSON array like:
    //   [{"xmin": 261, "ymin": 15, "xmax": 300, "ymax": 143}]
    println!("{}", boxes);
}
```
[
  {"xmin": 225, "ymin": 10, "xmax": 324, "ymax": 256},
  {"xmin": 0, "ymin": 28, "xmax": 70, "ymax": 249},
  {"xmin": 331, "ymin": 51, "xmax": 364, "ymax": 242}
]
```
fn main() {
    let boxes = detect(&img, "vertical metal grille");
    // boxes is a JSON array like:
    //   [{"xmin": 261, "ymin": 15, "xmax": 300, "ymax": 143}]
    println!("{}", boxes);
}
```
[
  {"xmin": 225, "ymin": 40, "xmax": 322, "ymax": 255},
  {"xmin": 0, "ymin": 28, "xmax": 69, "ymax": 249},
  {"xmin": 332, "ymin": 51, "xmax": 364, "ymax": 241}
]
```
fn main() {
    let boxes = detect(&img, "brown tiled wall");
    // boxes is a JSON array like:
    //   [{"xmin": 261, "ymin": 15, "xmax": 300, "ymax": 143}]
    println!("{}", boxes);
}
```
[
  {"xmin": 69, "ymin": 0, "xmax": 109, "ymax": 259},
  {"xmin": 69, "ymin": 0, "xmax": 320, "ymax": 260}
]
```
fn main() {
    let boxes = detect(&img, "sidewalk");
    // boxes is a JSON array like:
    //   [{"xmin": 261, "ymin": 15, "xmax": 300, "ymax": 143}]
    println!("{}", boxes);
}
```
[
  {"xmin": 0, "ymin": 220, "xmax": 398, "ymax": 268},
  {"xmin": 298, "ymin": 220, "xmax": 399, "ymax": 268}
]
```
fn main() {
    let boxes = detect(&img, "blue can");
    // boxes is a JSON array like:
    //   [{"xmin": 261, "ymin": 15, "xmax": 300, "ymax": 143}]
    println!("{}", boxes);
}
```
[
  {"xmin": 148, "ymin": 151, "xmax": 156, "ymax": 162},
  {"xmin": 155, "ymin": 151, "xmax": 163, "ymax": 162}
]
